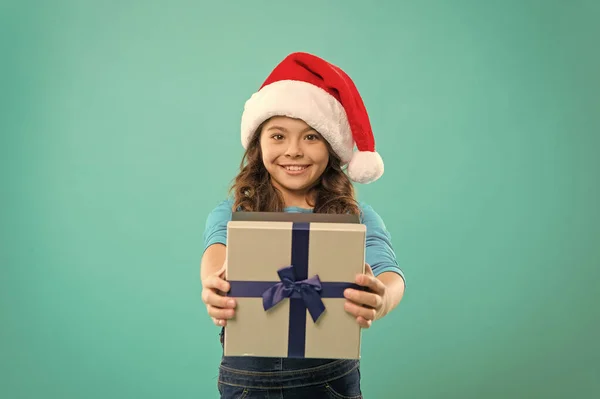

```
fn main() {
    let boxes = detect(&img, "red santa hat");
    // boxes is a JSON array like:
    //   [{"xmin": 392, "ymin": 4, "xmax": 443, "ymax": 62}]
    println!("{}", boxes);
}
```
[{"xmin": 240, "ymin": 52, "xmax": 384, "ymax": 184}]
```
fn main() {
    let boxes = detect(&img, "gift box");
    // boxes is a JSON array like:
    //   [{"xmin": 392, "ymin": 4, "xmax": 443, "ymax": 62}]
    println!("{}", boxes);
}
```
[{"xmin": 224, "ymin": 219, "xmax": 366, "ymax": 359}]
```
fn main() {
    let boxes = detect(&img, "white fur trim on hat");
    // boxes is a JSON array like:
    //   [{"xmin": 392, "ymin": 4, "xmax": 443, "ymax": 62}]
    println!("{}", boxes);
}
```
[
  {"xmin": 241, "ymin": 80, "xmax": 355, "ymax": 163},
  {"xmin": 347, "ymin": 150, "xmax": 384, "ymax": 184}
]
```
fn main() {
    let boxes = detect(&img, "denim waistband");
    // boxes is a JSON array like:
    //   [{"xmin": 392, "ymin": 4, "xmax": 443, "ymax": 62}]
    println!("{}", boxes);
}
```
[{"xmin": 218, "ymin": 356, "xmax": 360, "ymax": 389}]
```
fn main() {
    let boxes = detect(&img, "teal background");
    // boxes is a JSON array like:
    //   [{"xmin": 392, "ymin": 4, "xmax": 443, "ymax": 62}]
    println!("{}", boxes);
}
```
[{"xmin": 2, "ymin": 0, "xmax": 599, "ymax": 398}]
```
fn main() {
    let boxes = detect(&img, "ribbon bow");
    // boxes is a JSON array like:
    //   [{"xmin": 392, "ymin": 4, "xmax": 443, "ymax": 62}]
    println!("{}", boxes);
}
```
[{"xmin": 262, "ymin": 265, "xmax": 326, "ymax": 322}]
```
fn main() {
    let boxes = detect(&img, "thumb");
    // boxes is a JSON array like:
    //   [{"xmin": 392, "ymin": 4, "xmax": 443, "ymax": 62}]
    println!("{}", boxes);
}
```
[
  {"xmin": 216, "ymin": 259, "xmax": 227, "ymax": 278},
  {"xmin": 364, "ymin": 263, "xmax": 374, "ymax": 276}
]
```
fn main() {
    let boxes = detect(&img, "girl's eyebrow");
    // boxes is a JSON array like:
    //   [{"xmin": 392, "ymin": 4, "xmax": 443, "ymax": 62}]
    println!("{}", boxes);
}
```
[{"xmin": 266, "ymin": 125, "xmax": 315, "ymax": 133}]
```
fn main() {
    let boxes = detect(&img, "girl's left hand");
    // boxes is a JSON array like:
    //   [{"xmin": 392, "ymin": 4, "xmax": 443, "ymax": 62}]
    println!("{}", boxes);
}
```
[{"xmin": 343, "ymin": 264, "xmax": 388, "ymax": 328}]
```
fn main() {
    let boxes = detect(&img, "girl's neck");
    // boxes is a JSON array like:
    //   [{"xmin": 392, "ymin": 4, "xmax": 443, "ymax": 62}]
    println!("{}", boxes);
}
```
[
  {"xmin": 283, "ymin": 194, "xmax": 313, "ymax": 209},
  {"xmin": 276, "ymin": 184, "xmax": 313, "ymax": 208},
  {"xmin": 275, "ymin": 186, "xmax": 315, "ymax": 209}
]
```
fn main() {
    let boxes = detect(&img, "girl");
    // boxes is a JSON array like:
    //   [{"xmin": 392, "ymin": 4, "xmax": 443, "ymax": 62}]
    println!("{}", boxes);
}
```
[{"xmin": 201, "ymin": 52, "xmax": 406, "ymax": 399}]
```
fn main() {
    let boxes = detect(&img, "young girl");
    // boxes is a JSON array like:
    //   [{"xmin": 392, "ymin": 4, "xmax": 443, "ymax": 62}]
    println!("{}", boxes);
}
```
[{"xmin": 201, "ymin": 52, "xmax": 406, "ymax": 398}]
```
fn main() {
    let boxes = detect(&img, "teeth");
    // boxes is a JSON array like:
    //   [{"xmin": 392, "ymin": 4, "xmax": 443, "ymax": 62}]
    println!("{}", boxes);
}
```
[{"xmin": 285, "ymin": 165, "xmax": 307, "ymax": 171}]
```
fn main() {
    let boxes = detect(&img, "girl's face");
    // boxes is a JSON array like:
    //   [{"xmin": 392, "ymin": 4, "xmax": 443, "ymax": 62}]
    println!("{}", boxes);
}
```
[{"xmin": 259, "ymin": 116, "xmax": 330, "ymax": 198}]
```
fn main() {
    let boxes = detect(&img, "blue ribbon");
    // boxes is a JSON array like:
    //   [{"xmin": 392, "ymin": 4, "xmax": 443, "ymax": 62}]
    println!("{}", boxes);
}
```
[
  {"xmin": 262, "ymin": 265, "xmax": 326, "ymax": 323},
  {"xmin": 228, "ymin": 222, "xmax": 362, "ymax": 358}
]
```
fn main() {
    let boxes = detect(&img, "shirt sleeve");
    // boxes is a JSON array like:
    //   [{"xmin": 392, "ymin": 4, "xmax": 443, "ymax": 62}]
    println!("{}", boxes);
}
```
[
  {"xmin": 360, "ymin": 202, "xmax": 406, "ymax": 284},
  {"xmin": 203, "ymin": 199, "xmax": 233, "ymax": 253}
]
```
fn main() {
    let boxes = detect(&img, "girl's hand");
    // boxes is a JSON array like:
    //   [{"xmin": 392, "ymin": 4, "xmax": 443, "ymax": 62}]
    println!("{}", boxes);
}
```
[
  {"xmin": 343, "ymin": 264, "xmax": 388, "ymax": 328},
  {"xmin": 201, "ymin": 263, "xmax": 236, "ymax": 327}
]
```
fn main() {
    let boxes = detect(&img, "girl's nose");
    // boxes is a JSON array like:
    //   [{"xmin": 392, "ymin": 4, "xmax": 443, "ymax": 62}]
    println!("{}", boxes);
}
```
[{"xmin": 285, "ymin": 142, "xmax": 303, "ymax": 157}]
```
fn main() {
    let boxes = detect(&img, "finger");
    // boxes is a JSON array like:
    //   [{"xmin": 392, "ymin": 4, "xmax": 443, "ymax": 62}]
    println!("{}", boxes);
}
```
[
  {"xmin": 212, "ymin": 317, "xmax": 228, "ymax": 327},
  {"xmin": 344, "ymin": 288, "xmax": 382, "ymax": 309},
  {"xmin": 355, "ymin": 273, "xmax": 385, "ymax": 295},
  {"xmin": 217, "ymin": 261, "xmax": 227, "ymax": 278},
  {"xmin": 344, "ymin": 300, "xmax": 377, "ymax": 321},
  {"xmin": 207, "ymin": 305, "xmax": 235, "ymax": 320},
  {"xmin": 203, "ymin": 274, "xmax": 230, "ymax": 293},
  {"xmin": 364, "ymin": 263, "xmax": 374, "ymax": 276},
  {"xmin": 202, "ymin": 289, "xmax": 236, "ymax": 308},
  {"xmin": 356, "ymin": 316, "xmax": 372, "ymax": 329}
]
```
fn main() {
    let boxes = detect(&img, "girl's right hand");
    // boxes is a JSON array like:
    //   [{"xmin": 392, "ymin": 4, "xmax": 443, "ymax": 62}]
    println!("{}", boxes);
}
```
[{"xmin": 201, "ymin": 263, "xmax": 236, "ymax": 326}]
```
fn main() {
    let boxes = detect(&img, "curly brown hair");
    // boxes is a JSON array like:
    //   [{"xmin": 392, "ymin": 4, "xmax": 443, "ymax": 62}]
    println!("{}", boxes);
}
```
[{"xmin": 229, "ymin": 120, "xmax": 360, "ymax": 215}]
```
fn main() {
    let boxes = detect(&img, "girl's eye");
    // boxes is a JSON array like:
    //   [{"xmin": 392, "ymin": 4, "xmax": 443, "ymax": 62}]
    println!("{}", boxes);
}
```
[
  {"xmin": 305, "ymin": 134, "xmax": 319, "ymax": 141},
  {"xmin": 271, "ymin": 134, "xmax": 284, "ymax": 140}
]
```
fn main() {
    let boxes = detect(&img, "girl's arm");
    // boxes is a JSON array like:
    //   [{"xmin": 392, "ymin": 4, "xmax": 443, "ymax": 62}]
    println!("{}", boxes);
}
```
[
  {"xmin": 201, "ymin": 199, "xmax": 233, "ymax": 281},
  {"xmin": 376, "ymin": 271, "xmax": 405, "ymax": 319},
  {"xmin": 361, "ymin": 202, "xmax": 406, "ymax": 282},
  {"xmin": 200, "ymin": 243, "xmax": 226, "ymax": 282},
  {"xmin": 200, "ymin": 243, "xmax": 237, "ymax": 326},
  {"xmin": 342, "ymin": 202, "xmax": 406, "ymax": 326}
]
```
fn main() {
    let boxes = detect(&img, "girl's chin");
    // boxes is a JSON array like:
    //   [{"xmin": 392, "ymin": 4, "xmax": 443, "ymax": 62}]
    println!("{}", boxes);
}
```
[{"xmin": 272, "ymin": 175, "xmax": 316, "ymax": 192}]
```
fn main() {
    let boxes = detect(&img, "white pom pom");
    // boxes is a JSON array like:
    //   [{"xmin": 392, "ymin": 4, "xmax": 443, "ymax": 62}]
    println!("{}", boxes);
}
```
[{"xmin": 347, "ymin": 151, "xmax": 384, "ymax": 184}]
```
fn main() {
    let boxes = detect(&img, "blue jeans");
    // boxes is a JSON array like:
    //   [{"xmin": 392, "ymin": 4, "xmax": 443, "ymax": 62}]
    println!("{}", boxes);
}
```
[{"xmin": 217, "ymin": 328, "xmax": 363, "ymax": 398}]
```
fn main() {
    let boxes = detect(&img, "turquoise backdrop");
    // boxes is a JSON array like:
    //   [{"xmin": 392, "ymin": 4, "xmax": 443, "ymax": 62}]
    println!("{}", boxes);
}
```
[{"xmin": 2, "ymin": 0, "xmax": 599, "ymax": 398}]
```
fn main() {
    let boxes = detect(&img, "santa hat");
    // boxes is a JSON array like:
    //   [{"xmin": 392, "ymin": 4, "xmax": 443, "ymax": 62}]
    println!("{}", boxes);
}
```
[{"xmin": 240, "ymin": 52, "xmax": 384, "ymax": 184}]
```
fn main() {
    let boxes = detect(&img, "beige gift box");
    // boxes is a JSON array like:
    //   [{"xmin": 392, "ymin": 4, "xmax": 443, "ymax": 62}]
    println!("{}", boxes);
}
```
[{"xmin": 224, "ymin": 219, "xmax": 366, "ymax": 359}]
